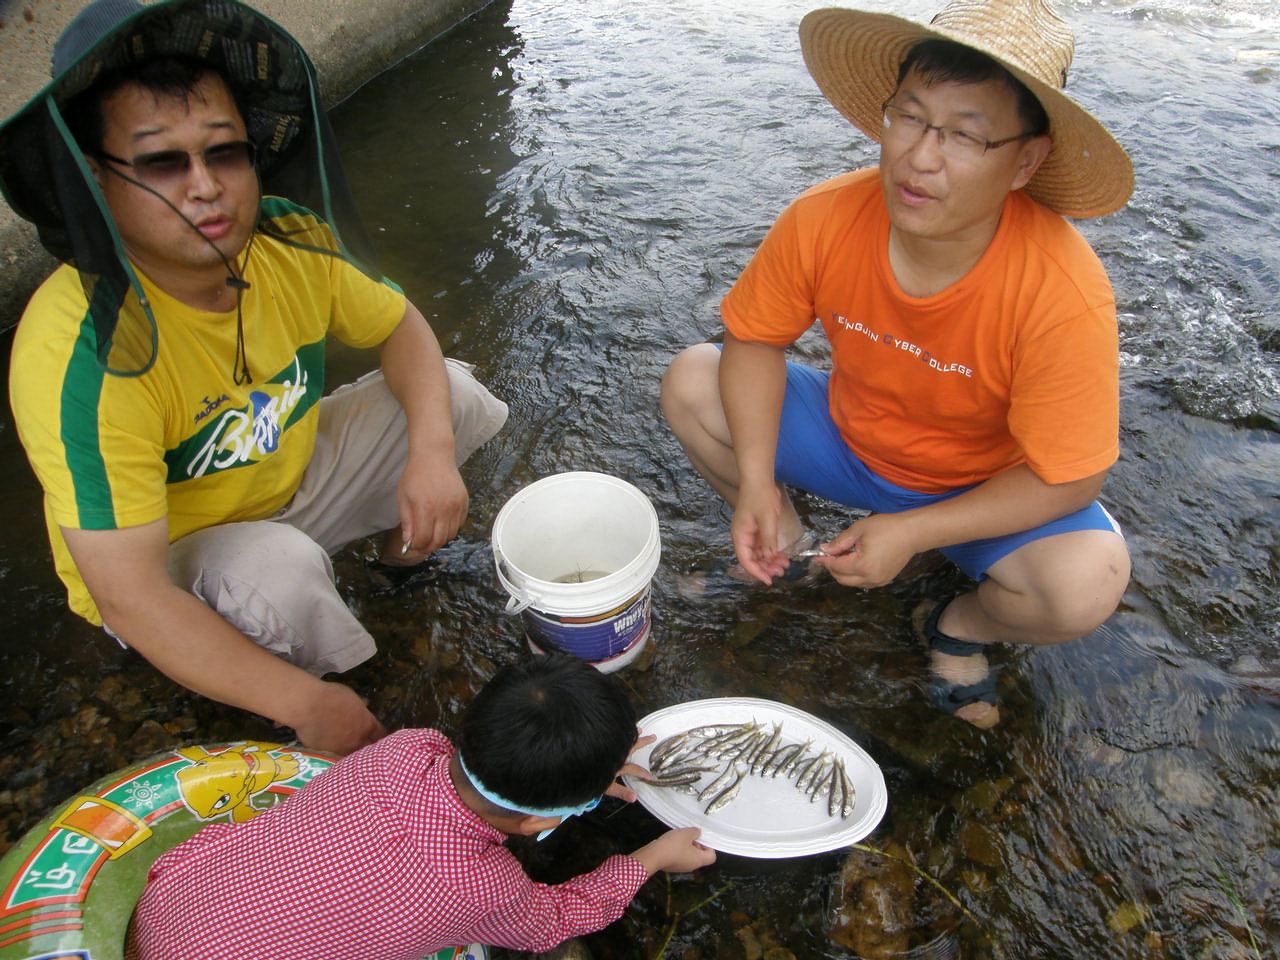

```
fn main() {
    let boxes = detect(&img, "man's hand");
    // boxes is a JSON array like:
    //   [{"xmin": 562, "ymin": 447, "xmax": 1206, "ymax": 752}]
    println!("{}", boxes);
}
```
[
  {"xmin": 630, "ymin": 827, "xmax": 717, "ymax": 876},
  {"xmin": 379, "ymin": 301, "xmax": 466, "ymax": 560},
  {"xmin": 396, "ymin": 450, "xmax": 469, "ymax": 559},
  {"xmin": 815, "ymin": 466, "xmax": 1112, "ymax": 590},
  {"xmin": 287, "ymin": 681, "xmax": 387, "ymax": 756},
  {"xmin": 62, "ymin": 520, "xmax": 390, "ymax": 759},
  {"xmin": 816, "ymin": 513, "xmax": 919, "ymax": 588},
  {"xmin": 730, "ymin": 480, "xmax": 791, "ymax": 584},
  {"xmin": 717, "ymin": 332, "xmax": 793, "ymax": 584}
]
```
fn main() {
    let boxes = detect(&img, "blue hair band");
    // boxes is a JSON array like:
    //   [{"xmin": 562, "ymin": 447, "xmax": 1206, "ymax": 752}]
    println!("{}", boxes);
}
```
[{"xmin": 457, "ymin": 753, "xmax": 601, "ymax": 841}]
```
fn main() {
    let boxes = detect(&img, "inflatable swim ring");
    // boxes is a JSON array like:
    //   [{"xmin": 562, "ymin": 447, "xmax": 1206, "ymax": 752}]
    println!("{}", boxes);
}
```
[{"xmin": 0, "ymin": 740, "xmax": 486, "ymax": 960}]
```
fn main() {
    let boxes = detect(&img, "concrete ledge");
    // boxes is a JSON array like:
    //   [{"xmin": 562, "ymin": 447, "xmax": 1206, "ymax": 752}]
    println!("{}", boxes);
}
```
[{"xmin": 0, "ymin": 0, "xmax": 497, "ymax": 327}]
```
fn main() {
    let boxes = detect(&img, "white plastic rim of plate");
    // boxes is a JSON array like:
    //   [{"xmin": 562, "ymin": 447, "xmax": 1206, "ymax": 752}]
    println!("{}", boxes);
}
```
[{"xmin": 624, "ymin": 697, "xmax": 888, "ymax": 858}]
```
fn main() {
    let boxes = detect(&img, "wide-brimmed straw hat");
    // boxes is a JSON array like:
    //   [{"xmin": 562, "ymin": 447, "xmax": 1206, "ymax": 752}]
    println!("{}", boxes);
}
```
[
  {"xmin": 799, "ymin": 0, "xmax": 1133, "ymax": 218},
  {"xmin": 0, "ymin": 0, "xmax": 378, "ymax": 375}
]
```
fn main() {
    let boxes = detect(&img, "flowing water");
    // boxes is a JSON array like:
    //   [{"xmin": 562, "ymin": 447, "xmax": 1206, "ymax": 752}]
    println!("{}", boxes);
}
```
[{"xmin": 1, "ymin": 0, "xmax": 1277, "ymax": 957}]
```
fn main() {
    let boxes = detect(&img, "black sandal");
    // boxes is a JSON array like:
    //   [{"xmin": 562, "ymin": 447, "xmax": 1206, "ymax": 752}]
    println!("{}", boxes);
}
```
[{"xmin": 922, "ymin": 600, "xmax": 998, "ymax": 714}]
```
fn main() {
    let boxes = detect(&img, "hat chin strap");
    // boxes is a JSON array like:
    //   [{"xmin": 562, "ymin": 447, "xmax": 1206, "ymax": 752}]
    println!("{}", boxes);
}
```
[{"xmin": 101, "ymin": 163, "xmax": 258, "ymax": 384}]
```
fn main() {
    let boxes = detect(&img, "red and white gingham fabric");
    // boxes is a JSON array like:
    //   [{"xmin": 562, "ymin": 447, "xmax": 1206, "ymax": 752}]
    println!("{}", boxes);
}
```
[{"xmin": 132, "ymin": 729, "xmax": 650, "ymax": 959}]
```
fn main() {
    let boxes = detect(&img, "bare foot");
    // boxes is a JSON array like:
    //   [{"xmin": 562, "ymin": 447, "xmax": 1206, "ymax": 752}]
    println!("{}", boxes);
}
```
[{"xmin": 929, "ymin": 649, "xmax": 1000, "ymax": 729}]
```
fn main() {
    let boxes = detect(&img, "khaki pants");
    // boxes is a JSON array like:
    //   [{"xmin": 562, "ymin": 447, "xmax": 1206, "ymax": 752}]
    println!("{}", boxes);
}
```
[{"xmin": 164, "ymin": 360, "xmax": 507, "ymax": 675}]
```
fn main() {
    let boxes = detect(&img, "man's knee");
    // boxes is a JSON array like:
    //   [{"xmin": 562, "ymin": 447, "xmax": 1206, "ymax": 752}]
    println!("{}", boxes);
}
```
[
  {"xmin": 445, "ymin": 359, "xmax": 508, "ymax": 465},
  {"xmin": 985, "ymin": 529, "xmax": 1130, "ymax": 641},
  {"xmin": 169, "ymin": 522, "xmax": 372, "ymax": 673},
  {"xmin": 170, "ymin": 521, "xmax": 331, "ymax": 588},
  {"xmin": 1067, "ymin": 532, "xmax": 1131, "ymax": 630},
  {"xmin": 660, "ymin": 343, "xmax": 721, "ymax": 426}
]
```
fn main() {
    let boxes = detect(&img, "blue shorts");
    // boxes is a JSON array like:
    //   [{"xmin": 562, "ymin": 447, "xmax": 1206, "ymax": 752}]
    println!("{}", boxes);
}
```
[{"xmin": 773, "ymin": 362, "xmax": 1122, "ymax": 581}]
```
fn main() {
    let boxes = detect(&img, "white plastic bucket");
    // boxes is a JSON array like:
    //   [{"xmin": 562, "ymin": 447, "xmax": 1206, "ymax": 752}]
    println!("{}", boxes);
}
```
[{"xmin": 491, "ymin": 472, "xmax": 661, "ymax": 672}]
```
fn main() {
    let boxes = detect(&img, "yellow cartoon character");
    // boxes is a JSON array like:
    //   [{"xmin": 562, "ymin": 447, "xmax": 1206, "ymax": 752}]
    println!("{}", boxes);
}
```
[{"xmin": 175, "ymin": 741, "xmax": 301, "ymax": 823}]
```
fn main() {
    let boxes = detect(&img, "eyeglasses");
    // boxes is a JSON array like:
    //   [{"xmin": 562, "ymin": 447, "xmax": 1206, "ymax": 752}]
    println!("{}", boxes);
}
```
[
  {"xmin": 881, "ymin": 103, "xmax": 1039, "ymax": 161},
  {"xmin": 96, "ymin": 139, "xmax": 257, "ymax": 188}
]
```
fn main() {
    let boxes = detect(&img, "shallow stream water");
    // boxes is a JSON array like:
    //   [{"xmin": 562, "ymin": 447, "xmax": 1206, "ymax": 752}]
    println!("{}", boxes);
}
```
[{"xmin": 1, "ymin": 0, "xmax": 1277, "ymax": 957}]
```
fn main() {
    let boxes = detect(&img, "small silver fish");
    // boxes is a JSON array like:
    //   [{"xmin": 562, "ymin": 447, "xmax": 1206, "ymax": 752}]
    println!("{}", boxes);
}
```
[
  {"xmin": 696, "ymin": 762, "xmax": 741, "ymax": 803},
  {"xmin": 704, "ymin": 766, "xmax": 746, "ymax": 813},
  {"xmin": 796, "ymin": 750, "xmax": 831, "ymax": 792},
  {"xmin": 789, "ymin": 749, "xmax": 820, "ymax": 783},
  {"xmin": 649, "ymin": 717, "xmax": 855, "ymax": 822},
  {"xmin": 686, "ymin": 722, "xmax": 754, "ymax": 739},
  {"xmin": 720, "ymin": 730, "xmax": 765, "ymax": 764},
  {"xmin": 648, "ymin": 732, "xmax": 695, "ymax": 771},
  {"xmin": 749, "ymin": 724, "xmax": 783, "ymax": 776},
  {"xmin": 809, "ymin": 762, "xmax": 836, "ymax": 803},
  {"xmin": 652, "ymin": 761, "xmax": 716, "ymax": 780},
  {"xmin": 838, "ymin": 760, "xmax": 856, "ymax": 818},
  {"xmin": 763, "ymin": 740, "xmax": 809, "ymax": 778},
  {"xmin": 646, "ymin": 769, "xmax": 707, "ymax": 788},
  {"xmin": 650, "ymin": 722, "xmax": 758, "ymax": 771}
]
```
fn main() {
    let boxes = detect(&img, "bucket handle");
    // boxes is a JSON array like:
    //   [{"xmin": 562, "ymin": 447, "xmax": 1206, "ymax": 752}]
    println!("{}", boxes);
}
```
[
  {"xmin": 493, "ymin": 546, "xmax": 536, "ymax": 615},
  {"xmin": 503, "ymin": 595, "xmax": 535, "ymax": 615}
]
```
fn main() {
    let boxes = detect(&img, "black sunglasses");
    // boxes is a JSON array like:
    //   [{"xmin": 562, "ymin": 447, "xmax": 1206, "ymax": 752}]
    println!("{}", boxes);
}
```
[{"xmin": 96, "ymin": 139, "xmax": 257, "ymax": 188}]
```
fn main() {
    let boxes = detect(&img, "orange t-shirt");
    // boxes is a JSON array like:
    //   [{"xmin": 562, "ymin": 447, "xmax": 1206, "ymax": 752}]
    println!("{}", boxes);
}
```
[{"xmin": 721, "ymin": 168, "xmax": 1119, "ymax": 494}]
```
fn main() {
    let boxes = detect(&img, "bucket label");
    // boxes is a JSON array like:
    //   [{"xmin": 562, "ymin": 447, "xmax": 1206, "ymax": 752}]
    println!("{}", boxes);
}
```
[{"xmin": 522, "ymin": 587, "xmax": 651, "ymax": 662}]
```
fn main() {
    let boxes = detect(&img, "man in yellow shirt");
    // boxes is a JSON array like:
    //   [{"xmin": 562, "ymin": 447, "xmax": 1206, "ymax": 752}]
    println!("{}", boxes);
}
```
[{"xmin": 1, "ymin": 0, "xmax": 507, "ymax": 754}]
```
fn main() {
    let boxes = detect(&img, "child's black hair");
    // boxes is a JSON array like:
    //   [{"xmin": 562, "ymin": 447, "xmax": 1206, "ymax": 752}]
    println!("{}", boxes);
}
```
[
  {"xmin": 897, "ymin": 38, "xmax": 1050, "ymax": 137},
  {"xmin": 456, "ymin": 653, "xmax": 636, "ymax": 811}
]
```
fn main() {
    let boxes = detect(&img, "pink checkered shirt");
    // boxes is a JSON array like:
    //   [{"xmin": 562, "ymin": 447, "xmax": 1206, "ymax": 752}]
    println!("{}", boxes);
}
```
[{"xmin": 131, "ymin": 729, "xmax": 650, "ymax": 959}]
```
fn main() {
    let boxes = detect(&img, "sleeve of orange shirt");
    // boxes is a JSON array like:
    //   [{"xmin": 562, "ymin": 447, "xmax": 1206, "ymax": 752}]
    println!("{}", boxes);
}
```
[{"xmin": 721, "ymin": 171, "xmax": 878, "ymax": 348}]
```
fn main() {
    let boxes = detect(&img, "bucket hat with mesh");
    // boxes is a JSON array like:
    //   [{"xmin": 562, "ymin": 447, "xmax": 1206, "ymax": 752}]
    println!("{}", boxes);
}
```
[{"xmin": 0, "ymin": 0, "xmax": 380, "ymax": 375}]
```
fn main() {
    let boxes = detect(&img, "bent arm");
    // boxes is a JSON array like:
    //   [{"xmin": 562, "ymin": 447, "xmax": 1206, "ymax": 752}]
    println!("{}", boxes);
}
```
[
  {"xmin": 897, "ymin": 463, "xmax": 1101, "ymax": 549},
  {"xmin": 720, "ymin": 330, "xmax": 791, "ymax": 581},
  {"xmin": 62, "ymin": 520, "xmax": 385, "ymax": 755},
  {"xmin": 471, "ymin": 850, "xmax": 650, "ymax": 953},
  {"xmin": 377, "ymin": 300, "xmax": 467, "ymax": 556},
  {"xmin": 820, "ymin": 464, "xmax": 1108, "ymax": 587}
]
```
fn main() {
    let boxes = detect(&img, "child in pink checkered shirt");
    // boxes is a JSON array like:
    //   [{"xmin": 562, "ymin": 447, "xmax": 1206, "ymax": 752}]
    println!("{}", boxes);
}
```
[{"xmin": 130, "ymin": 654, "xmax": 715, "ymax": 959}]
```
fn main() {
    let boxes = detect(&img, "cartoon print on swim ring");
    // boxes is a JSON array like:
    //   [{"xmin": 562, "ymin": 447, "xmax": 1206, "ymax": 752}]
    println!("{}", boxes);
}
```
[{"xmin": 173, "ymin": 740, "xmax": 301, "ymax": 822}]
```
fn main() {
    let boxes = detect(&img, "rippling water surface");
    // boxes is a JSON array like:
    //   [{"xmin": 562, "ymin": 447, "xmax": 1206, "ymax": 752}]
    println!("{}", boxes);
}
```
[{"xmin": 1, "ymin": 0, "xmax": 1277, "ymax": 957}]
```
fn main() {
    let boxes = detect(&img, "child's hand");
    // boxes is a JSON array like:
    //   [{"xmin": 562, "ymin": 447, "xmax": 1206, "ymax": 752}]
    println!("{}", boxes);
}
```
[
  {"xmin": 604, "ymin": 731, "xmax": 656, "ymax": 803},
  {"xmin": 630, "ymin": 827, "xmax": 717, "ymax": 876}
]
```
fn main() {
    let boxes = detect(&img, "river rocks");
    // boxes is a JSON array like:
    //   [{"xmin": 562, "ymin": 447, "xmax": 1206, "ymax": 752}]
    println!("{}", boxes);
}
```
[
  {"xmin": 731, "ymin": 913, "xmax": 795, "ymax": 960},
  {"xmin": 1148, "ymin": 754, "xmax": 1218, "ymax": 808},
  {"xmin": 828, "ymin": 841, "xmax": 915, "ymax": 957},
  {"xmin": 956, "ymin": 821, "xmax": 1003, "ymax": 870},
  {"xmin": 1226, "ymin": 655, "xmax": 1280, "ymax": 695},
  {"xmin": 1106, "ymin": 900, "xmax": 1150, "ymax": 935},
  {"xmin": 125, "ymin": 720, "xmax": 177, "ymax": 756},
  {"xmin": 510, "ymin": 938, "xmax": 594, "ymax": 960}
]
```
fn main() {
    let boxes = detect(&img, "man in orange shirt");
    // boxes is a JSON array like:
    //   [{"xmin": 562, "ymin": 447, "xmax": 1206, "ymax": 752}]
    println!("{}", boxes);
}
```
[{"xmin": 661, "ymin": 0, "xmax": 1133, "ymax": 728}]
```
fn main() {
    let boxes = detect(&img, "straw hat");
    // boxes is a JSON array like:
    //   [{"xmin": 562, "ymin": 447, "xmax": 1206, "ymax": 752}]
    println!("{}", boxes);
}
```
[{"xmin": 799, "ymin": 0, "xmax": 1133, "ymax": 218}]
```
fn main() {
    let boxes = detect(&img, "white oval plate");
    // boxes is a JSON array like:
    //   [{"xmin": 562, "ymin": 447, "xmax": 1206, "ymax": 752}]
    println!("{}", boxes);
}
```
[{"xmin": 624, "ymin": 697, "xmax": 888, "ymax": 858}]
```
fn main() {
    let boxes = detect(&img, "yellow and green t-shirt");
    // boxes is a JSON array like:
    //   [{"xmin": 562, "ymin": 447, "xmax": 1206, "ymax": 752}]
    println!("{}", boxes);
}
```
[{"xmin": 9, "ymin": 198, "xmax": 405, "ymax": 625}]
